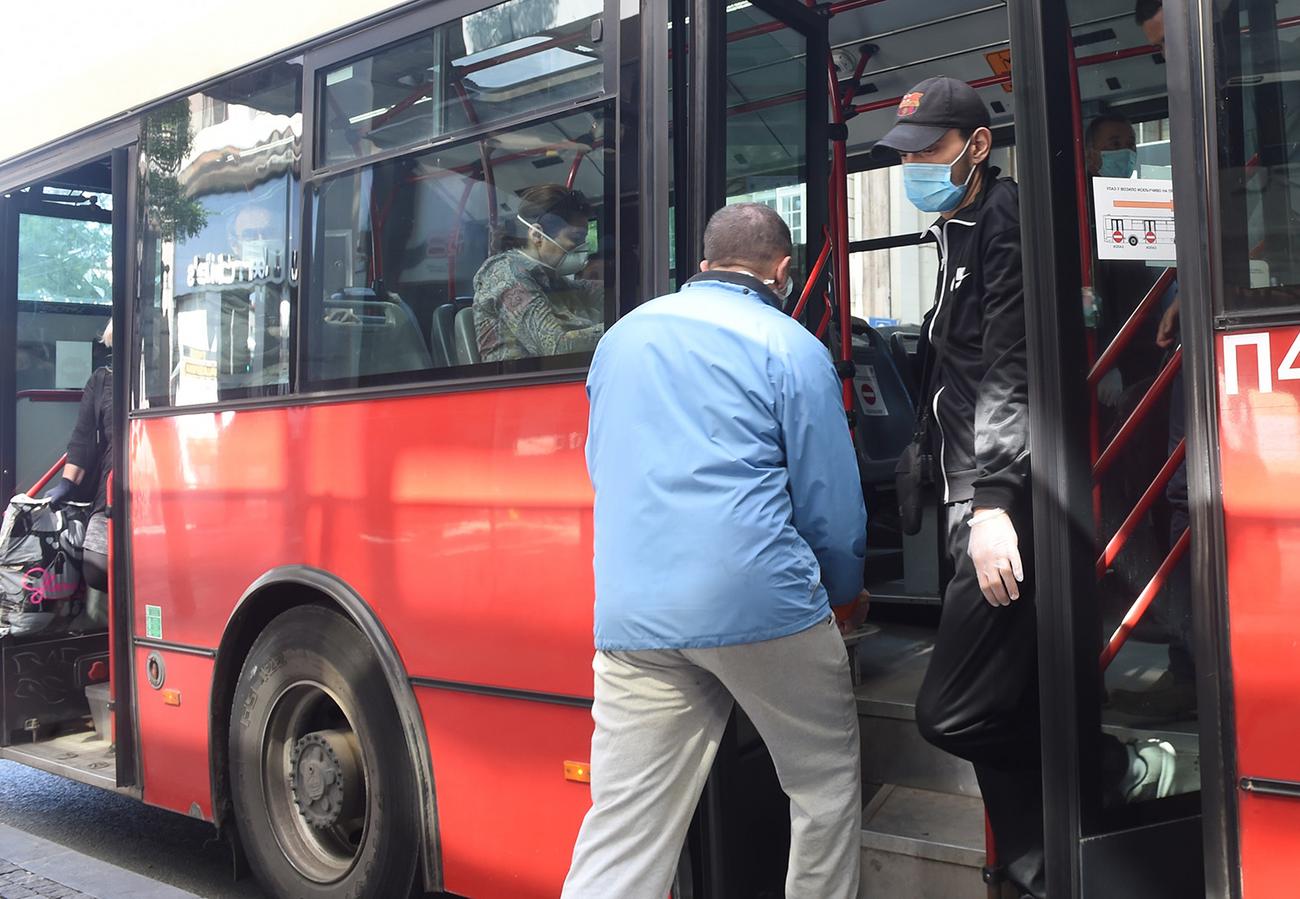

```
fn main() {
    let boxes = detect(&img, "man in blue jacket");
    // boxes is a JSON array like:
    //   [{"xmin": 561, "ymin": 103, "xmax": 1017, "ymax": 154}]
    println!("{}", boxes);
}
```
[{"xmin": 562, "ymin": 203, "xmax": 869, "ymax": 899}]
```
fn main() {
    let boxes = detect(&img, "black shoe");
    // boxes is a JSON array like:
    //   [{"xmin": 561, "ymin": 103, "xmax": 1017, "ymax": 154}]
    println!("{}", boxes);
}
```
[{"xmin": 1109, "ymin": 670, "xmax": 1197, "ymax": 723}]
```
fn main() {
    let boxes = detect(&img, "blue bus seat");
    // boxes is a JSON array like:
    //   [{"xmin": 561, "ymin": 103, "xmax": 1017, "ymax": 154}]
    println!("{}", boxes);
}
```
[{"xmin": 849, "ymin": 319, "xmax": 918, "ymax": 488}]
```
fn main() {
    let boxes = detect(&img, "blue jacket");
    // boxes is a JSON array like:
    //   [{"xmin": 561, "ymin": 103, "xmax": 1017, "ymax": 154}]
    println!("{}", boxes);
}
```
[{"xmin": 585, "ymin": 272, "xmax": 867, "ymax": 651}]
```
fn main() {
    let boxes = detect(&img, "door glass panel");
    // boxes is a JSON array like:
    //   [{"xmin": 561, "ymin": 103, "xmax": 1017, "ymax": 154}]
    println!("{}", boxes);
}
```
[
  {"xmin": 1066, "ymin": 0, "xmax": 1200, "ymax": 808},
  {"xmin": 723, "ymin": 6, "xmax": 809, "ymax": 278},
  {"xmin": 12, "ymin": 201, "xmax": 112, "ymax": 493}
]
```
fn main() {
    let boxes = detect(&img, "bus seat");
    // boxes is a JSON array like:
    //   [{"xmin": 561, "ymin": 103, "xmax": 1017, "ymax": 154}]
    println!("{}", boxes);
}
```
[
  {"xmin": 455, "ymin": 307, "xmax": 480, "ymax": 365},
  {"xmin": 318, "ymin": 290, "xmax": 432, "ymax": 380},
  {"xmin": 849, "ymin": 319, "xmax": 917, "ymax": 488},
  {"xmin": 887, "ymin": 330, "xmax": 921, "ymax": 402},
  {"xmin": 430, "ymin": 303, "xmax": 458, "ymax": 367}
]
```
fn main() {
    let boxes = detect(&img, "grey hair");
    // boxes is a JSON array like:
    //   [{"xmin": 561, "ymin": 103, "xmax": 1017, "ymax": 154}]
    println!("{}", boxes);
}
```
[
  {"xmin": 702, "ymin": 203, "xmax": 793, "ymax": 269},
  {"xmin": 101, "ymin": 319, "xmax": 113, "ymax": 349}
]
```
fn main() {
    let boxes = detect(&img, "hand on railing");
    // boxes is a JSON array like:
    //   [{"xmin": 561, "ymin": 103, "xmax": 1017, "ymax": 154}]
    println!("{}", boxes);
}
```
[{"xmin": 834, "ymin": 590, "xmax": 872, "ymax": 636}]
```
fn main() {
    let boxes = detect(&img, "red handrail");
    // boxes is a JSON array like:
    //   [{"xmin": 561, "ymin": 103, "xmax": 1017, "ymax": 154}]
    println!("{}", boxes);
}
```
[
  {"xmin": 792, "ymin": 230, "xmax": 833, "ymax": 320},
  {"xmin": 1100, "ymin": 529, "xmax": 1191, "ymax": 670},
  {"xmin": 1096, "ymin": 439, "xmax": 1187, "ymax": 580},
  {"xmin": 1093, "ymin": 348, "xmax": 1182, "ymax": 479},
  {"xmin": 27, "ymin": 454, "xmax": 68, "ymax": 497},
  {"xmin": 1088, "ymin": 267, "xmax": 1177, "ymax": 386}
]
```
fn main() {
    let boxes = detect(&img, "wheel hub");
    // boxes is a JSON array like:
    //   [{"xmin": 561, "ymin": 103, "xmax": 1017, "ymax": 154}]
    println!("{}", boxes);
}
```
[{"xmin": 289, "ymin": 729, "xmax": 361, "ymax": 829}]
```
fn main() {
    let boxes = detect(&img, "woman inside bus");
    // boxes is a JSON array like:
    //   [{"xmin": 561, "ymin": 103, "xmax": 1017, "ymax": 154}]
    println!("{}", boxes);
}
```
[
  {"xmin": 473, "ymin": 184, "xmax": 604, "ymax": 363},
  {"xmin": 44, "ymin": 320, "xmax": 113, "ymax": 595}
]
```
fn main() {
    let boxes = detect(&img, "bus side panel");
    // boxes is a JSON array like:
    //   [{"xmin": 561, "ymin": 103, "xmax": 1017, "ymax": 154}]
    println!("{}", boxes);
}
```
[
  {"xmin": 1216, "ymin": 328, "xmax": 1300, "ymax": 898},
  {"xmin": 128, "ymin": 383, "xmax": 595, "ymax": 694},
  {"xmin": 416, "ymin": 687, "xmax": 592, "ymax": 898},
  {"xmin": 128, "ymin": 383, "xmax": 596, "ymax": 874},
  {"xmin": 133, "ymin": 646, "xmax": 215, "ymax": 819}
]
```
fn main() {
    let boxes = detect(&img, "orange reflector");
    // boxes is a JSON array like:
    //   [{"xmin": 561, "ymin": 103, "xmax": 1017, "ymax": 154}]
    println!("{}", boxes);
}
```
[
  {"xmin": 564, "ymin": 760, "xmax": 591, "ymax": 783},
  {"xmin": 162, "ymin": 689, "xmax": 182, "ymax": 707}
]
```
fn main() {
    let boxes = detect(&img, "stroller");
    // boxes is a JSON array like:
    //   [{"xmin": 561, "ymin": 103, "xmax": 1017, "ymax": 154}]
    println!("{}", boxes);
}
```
[{"xmin": 0, "ymin": 495, "xmax": 90, "ymax": 639}]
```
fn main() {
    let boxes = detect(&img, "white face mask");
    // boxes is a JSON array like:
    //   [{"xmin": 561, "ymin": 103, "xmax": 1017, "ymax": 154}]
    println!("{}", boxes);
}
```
[
  {"xmin": 518, "ymin": 214, "xmax": 591, "ymax": 276},
  {"xmin": 733, "ymin": 268, "xmax": 793, "ymax": 301}
]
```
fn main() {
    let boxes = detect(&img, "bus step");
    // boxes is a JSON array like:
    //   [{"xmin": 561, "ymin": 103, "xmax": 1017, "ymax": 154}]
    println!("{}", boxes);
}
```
[
  {"xmin": 855, "ymin": 623, "xmax": 980, "ymax": 797},
  {"xmin": 860, "ymin": 783, "xmax": 988, "ymax": 899}
]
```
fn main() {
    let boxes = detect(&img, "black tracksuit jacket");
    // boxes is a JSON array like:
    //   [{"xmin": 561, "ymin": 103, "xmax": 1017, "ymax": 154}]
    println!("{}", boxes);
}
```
[{"xmin": 915, "ymin": 170, "xmax": 1029, "ymax": 511}]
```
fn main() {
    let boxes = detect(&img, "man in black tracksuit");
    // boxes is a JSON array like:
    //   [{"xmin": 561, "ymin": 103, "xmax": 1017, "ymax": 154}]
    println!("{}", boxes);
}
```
[{"xmin": 874, "ymin": 78, "xmax": 1175, "ymax": 898}]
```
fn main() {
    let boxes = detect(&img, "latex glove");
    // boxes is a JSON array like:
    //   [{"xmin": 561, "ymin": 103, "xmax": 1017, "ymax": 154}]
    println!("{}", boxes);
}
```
[
  {"xmin": 967, "ymin": 509, "xmax": 1024, "ymax": 607},
  {"xmin": 1098, "ymin": 368, "xmax": 1124, "ymax": 407},
  {"xmin": 44, "ymin": 477, "xmax": 77, "ymax": 506},
  {"xmin": 834, "ymin": 590, "xmax": 872, "ymax": 636}
]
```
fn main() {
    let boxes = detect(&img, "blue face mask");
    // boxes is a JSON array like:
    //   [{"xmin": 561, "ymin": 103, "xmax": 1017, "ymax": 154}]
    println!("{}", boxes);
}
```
[
  {"xmin": 1098, "ymin": 148, "xmax": 1138, "ymax": 179},
  {"xmin": 902, "ymin": 137, "xmax": 976, "ymax": 213}
]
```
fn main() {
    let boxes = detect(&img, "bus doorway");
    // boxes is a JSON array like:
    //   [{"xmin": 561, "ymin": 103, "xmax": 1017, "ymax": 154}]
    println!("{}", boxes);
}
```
[
  {"xmin": 675, "ymin": 1, "xmax": 1211, "ymax": 896},
  {"xmin": 0, "ymin": 148, "xmax": 135, "ymax": 795}
]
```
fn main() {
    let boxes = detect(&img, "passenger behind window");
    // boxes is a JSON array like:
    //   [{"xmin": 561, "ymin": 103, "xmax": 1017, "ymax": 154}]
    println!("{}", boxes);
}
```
[{"xmin": 473, "ymin": 185, "xmax": 604, "ymax": 363}]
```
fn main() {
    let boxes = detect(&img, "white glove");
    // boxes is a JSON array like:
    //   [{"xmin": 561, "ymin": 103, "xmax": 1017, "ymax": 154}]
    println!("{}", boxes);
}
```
[
  {"xmin": 1098, "ymin": 368, "xmax": 1123, "ymax": 407},
  {"xmin": 967, "ymin": 509, "xmax": 1024, "ymax": 607}
]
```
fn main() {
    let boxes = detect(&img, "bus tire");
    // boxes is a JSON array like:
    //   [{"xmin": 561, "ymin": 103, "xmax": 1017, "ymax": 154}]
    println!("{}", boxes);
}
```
[{"xmin": 228, "ymin": 604, "xmax": 420, "ymax": 899}]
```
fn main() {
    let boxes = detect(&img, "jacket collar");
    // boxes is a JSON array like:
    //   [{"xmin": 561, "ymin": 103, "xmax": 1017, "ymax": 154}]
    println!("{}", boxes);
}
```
[{"xmin": 683, "ymin": 269, "xmax": 784, "ymax": 308}]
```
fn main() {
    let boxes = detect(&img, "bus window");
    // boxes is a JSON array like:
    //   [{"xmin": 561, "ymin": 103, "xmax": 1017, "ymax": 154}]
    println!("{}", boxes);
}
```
[
  {"xmin": 304, "ymin": 107, "xmax": 613, "ymax": 388},
  {"xmin": 137, "ymin": 61, "xmax": 302, "ymax": 410},
  {"xmin": 1212, "ymin": 0, "xmax": 1300, "ymax": 309},
  {"xmin": 318, "ymin": 0, "xmax": 604, "ymax": 167}
]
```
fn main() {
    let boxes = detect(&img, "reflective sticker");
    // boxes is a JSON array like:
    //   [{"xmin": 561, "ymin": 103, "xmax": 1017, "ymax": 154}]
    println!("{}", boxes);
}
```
[
  {"xmin": 145, "ymin": 604, "xmax": 163, "ymax": 640},
  {"xmin": 857, "ymin": 365, "xmax": 890, "ymax": 418}
]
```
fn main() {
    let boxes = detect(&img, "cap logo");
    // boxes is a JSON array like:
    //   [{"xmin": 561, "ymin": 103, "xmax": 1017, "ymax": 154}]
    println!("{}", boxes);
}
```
[{"xmin": 898, "ymin": 92, "xmax": 923, "ymax": 117}]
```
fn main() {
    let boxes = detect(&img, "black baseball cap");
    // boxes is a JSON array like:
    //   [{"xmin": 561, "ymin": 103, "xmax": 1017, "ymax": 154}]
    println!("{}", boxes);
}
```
[{"xmin": 873, "ymin": 76, "xmax": 991, "ymax": 156}]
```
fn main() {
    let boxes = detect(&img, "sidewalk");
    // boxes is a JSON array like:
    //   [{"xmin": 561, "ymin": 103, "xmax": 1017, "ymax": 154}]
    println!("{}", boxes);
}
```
[{"xmin": 0, "ymin": 822, "xmax": 200, "ymax": 899}]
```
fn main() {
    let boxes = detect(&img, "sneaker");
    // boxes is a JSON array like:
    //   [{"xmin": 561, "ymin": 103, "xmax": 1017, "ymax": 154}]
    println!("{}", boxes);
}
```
[
  {"xmin": 1119, "ymin": 738, "xmax": 1177, "ymax": 802},
  {"xmin": 1109, "ymin": 670, "xmax": 1197, "ymax": 723}
]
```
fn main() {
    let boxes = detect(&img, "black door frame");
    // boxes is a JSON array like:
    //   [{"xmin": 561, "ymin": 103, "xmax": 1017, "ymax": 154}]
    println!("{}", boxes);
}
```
[
  {"xmin": 1010, "ymin": 0, "xmax": 1235, "ymax": 896},
  {"xmin": 1164, "ymin": 1, "xmax": 1240, "ymax": 896},
  {"xmin": 0, "ymin": 129, "xmax": 141, "ymax": 792},
  {"xmin": 684, "ymin": 0, "xmax": 829, "ymax": 282}
]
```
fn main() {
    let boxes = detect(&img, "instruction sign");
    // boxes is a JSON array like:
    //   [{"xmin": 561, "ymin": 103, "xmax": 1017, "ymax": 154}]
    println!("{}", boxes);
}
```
[
  {"xmin": 856, "ymin": 365, "xmax": 890, "ymax": 418},
  {"xmin": 1093, "ymin": 177, "xmax": 1176, "ymax": 262}
]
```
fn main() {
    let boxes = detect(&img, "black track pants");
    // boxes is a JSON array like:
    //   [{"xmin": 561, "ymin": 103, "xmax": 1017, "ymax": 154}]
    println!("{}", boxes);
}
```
[{"xmin": 916, "ymin": 499, "xmax": 1047, "ymax": 897}]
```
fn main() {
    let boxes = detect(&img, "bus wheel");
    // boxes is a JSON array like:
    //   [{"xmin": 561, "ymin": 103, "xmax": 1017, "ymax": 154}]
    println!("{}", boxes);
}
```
[{"xmin": 229, "ymin": 605, "xmax": 420, "ymax": 899}]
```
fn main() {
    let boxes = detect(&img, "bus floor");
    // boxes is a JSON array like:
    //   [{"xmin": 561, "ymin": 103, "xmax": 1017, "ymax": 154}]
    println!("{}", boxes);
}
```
[
  {"xmin": 850, "ymin": 611, "xmax": 1200, "ymax": 897},
  {"xmin": 0, "ymin": 727, "xmax": 117, "ymax": 792}
]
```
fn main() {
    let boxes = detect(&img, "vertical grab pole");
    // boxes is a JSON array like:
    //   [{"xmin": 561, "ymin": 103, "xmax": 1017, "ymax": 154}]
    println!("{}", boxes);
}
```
[{"xmin": 1066, "ymin": 23, "xmax": 1103, "ymax": 534}]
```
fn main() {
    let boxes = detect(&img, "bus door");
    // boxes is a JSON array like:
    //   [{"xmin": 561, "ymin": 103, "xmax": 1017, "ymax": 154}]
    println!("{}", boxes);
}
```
[
  {"xmin": 1008, "ymin": 0, "xmax": 1220, "ymax": 896},
  {"xmin": 1163, "ymin": 1, "xmax": 1300, "ymax": 896},
  {"xmin": 660, "ymin": 1, "xmax": 831, "ymax": 894},
  {"xmin": 0, "ymin": 147, "xmax": 137, "ymax": 793}
]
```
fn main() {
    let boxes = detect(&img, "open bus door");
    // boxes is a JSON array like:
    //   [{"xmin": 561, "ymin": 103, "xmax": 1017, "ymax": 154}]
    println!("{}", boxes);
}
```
[
  {"xmin": 666, "ymin": 1, "xmax": 1227, "ymax": 896},
  {"xmin": 0, "ymin": 140, "xmax": 138, "ymax": 795},
  {"xmin": 665, "ymin": 2, "xmax": 831, "ymax": 895}
]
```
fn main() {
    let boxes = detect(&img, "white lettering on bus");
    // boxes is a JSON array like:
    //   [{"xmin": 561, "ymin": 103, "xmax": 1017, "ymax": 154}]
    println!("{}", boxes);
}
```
[
  {"xmin": 186, "ymin": 252, "xmax": 271, "ymax": 287},
  {"xmin": 1223, "ymin": 332, "xmax": 1275, "ymax": 395}
]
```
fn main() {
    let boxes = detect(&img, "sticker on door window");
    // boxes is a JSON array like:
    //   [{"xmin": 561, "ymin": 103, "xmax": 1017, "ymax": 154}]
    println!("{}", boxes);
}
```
[{"xmin": 1093, "ymin": 178, "xmax": 1176, "ymax": 262}]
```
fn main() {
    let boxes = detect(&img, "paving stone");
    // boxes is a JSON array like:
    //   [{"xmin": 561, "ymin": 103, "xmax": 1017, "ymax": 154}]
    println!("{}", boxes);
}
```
[{"xmin": 0, "ymin": 860, "xmax": 87, "ymax": 899}]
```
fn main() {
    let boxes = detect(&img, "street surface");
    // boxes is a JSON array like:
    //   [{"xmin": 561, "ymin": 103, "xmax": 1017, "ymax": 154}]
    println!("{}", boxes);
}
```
[{"xmin": 0, "ymin": 761, "xmax": 266, "ymax": 899}]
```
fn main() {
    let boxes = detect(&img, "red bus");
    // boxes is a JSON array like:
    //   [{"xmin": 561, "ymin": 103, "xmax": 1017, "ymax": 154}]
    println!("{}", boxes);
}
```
[{"xmin": 0, "ymin": 1, "xmax": 1296, "ymax": 897}]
